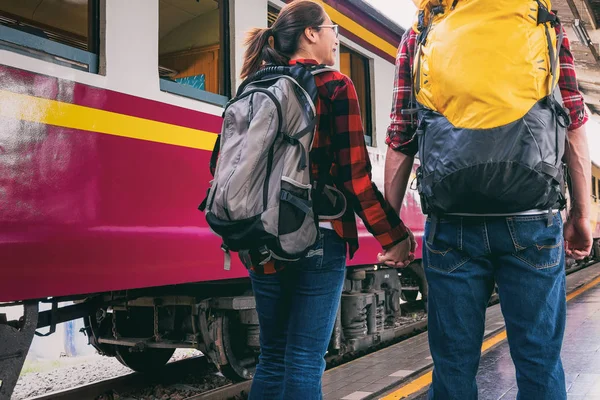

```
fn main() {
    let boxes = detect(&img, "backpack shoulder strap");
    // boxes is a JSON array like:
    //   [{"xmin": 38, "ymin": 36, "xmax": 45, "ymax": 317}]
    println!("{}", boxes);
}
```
[
  {"xmin": 235, "ymin": 65, "xmax": 292, "ymax": 97},
  {"xmin": 198, "ymin": 134, "xmax": 221, "ymax": 212},
  {"xmin": 209, "ymin": 135, "xmax": 220, "ymax": 177},
  {"xmin": 310, "ymin": 66, "xmax": 337, "ymax": 76},
  {"xmin": 536, "ymin": 3, "xmax": 560, "ymax": 89}
]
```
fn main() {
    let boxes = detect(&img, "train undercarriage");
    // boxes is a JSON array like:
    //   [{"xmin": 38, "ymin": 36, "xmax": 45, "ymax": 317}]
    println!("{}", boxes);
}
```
[
  {"xmin": 0, "ymin": 263, "xmax": 427, "ymax": 397},
  {"xmin": 77, "ymin": 263, "xmax": 428, "ymax": 382},
  {"xmin": 2, "ymin": 243, "xmax": 600, "ymax": 399}
]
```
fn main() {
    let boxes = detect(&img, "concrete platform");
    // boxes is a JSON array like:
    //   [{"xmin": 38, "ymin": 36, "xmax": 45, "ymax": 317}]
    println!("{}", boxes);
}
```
[{"xmin": 322, "ymin": 263, "xmax": 600, "ymax": 400}]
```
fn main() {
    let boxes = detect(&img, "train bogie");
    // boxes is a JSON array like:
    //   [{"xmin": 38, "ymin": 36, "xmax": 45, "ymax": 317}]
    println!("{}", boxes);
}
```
[{"xmin": 74, "ymin": 266, "xmax": 426, "ymax": 382}]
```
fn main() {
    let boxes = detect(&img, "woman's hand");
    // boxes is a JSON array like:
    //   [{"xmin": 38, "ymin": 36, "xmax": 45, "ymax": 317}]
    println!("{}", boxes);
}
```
[{"xmin": 377, "ymin": 229, "xmax": 417, "ymax": 268}]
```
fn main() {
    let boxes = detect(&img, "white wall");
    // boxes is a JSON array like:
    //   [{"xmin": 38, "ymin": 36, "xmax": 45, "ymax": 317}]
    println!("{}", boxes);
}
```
[
  {"xmin": 104, "ymin": 0, "xmax": 160, "ymax": 95},
  {"xmin": 231, "ymin": 0, "xmax": 268, "ymax": 91}
]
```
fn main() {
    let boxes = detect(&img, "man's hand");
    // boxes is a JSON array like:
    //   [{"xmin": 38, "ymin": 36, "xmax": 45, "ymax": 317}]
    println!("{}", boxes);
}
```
[
  {"xmin": 377, "ymin": 229, "xmax": 417, "ymax": 268},
  {"xmin": 564, "ymin": 215, "xmax": 593, "ymax": 260},
  {"xmin": 562, "ymin": 124, "xmax": 592, "ymax": 260}
]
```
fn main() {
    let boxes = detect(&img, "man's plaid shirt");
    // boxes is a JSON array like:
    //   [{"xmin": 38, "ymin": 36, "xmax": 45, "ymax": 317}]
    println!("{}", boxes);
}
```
[{"xmin": 386, "ymin": 26, "xmax": 589, "ymax": 155}]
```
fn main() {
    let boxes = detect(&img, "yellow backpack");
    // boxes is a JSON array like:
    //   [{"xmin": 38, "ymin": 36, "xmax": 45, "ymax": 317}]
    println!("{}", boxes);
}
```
[{"xmin": 410, "ymin": 0, "xmax": 571, "ymax": 217}]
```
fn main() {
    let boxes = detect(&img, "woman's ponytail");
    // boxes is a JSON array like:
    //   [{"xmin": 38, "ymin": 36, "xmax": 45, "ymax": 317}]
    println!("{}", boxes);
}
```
[
  {"xmin": 240, "ymin": 28, "xmax": 273, "ymax": 80},
  {"xmin": 240, "ymin": 1, "xmax": 326, "ymax": 80}
]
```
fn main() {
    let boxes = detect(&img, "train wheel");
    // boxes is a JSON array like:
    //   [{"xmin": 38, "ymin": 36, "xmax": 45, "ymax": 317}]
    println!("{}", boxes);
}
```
[
  {"xmin": 402, "ymin": 290, "xmax": 419, "ymax": 302},
  {"xmin": 114, "ymin": 346, "xmax": 175, "ymax": 373},
  {"xmin": 111, "ymin": 309, "xmax": 174, "ymax": 373},
  {"xmin": 217, "ymin": 312, "xmax": 258, "ymax": 381}
]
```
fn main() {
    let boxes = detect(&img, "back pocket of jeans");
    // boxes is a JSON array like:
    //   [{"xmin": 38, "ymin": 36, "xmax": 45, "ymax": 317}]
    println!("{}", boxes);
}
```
[
  {"xmin": 424, "ymin": 219, "xmax": 470, "ymax": 273},
  {"xmin": 506, "ymin": 214, "xmax": 563, "ymax": 269}
]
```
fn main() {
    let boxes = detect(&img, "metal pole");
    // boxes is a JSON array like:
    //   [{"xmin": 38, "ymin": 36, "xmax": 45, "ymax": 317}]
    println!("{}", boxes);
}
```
[{"xmin": 564, "ymin": 0, "xmax": 600, "ymax": 63}]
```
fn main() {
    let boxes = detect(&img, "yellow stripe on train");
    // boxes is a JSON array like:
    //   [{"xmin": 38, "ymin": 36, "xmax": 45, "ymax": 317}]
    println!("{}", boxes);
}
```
[
  {"xmin": 0, "ymin": 90, "xmax": 218, "ymax": 151},
  {"xmin": 315, "ymin": 0, "xmax": 398, "ymax": 58}
]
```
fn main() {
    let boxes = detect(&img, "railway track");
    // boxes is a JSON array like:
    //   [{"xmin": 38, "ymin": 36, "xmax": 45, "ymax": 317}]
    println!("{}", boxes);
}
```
[
  {"xmin": 23, "ymin": 261, "xmax": 596, "ymax": 400},
  {"xmin": 145, "ymin": 317, "xmax": 430, "ymax": 400},
  {"xmin": 26, "ymin": 356, "xmax": 212, "ymax": 400},
  {"xmin": 22, "ymin": 312, "xmax": 428, "ymax": 400},
  {"xmin": 184, "ymin": 382, "xmax": 251, "ymax": 400}
]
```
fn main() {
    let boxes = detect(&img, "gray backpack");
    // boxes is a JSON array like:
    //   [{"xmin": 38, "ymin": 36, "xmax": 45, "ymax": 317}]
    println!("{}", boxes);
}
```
[{"xmin": 200, "ymin": 64, "xmax": 346, "ymax": 269}]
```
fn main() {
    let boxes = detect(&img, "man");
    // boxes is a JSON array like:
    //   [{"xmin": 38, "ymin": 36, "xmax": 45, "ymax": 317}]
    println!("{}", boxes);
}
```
[{"xmin": 380, "ymin": 2, "xmax": 593, "ymax": 399}]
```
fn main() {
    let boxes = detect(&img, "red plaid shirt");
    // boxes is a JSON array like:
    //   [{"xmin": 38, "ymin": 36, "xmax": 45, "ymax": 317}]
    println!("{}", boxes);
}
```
[
  {"xmin": 386, "ymin": 26, "xmax": 589, "ymax": 155},
  {"xmin": 302, "ymin": 59, "xmax": 408, "ymax": 254}
]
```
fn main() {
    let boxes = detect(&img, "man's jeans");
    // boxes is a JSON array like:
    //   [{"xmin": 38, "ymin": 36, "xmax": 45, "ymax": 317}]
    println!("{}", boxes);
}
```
[
  {"xmin": 425, "ymin": 214, "xmax": 566, "ymax": 400},
  {"xmin": 248, "ymin": 229, "xmax": 346, "ymax": 400}
]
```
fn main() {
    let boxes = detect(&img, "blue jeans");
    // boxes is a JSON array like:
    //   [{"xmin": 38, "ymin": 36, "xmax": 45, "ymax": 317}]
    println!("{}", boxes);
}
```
[
  {"xmin": 424, "ymin": 214, "xmax": 566, "ymax": 400},
  {"xmin": 248, "ymin": 229, "xmax": 346, "ymax": 400}
]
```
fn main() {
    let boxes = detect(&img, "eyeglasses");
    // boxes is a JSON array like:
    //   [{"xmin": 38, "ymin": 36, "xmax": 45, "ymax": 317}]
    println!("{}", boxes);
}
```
[{"xmin": 316, "ymin": 24, "xmax": 339, "ymax": 38}]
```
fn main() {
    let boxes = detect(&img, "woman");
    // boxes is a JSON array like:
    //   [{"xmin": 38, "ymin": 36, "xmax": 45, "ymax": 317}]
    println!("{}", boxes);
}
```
[{"xmin": 240, "ymin": 1, "xmax": 414, "ymax": 399}]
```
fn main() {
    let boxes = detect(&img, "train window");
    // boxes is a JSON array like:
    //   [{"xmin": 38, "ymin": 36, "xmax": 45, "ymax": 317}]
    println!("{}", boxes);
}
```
[
  {"xmin": 159, "ymin": 0, "xmax": 230, "ymax": 107},
  {"xmin": 0, "ymin": 0, "xmax": 99, "ymax": 73},
  {"xmin": 340, "ymin": 45, "xmax": 374, "ymax": 146}
]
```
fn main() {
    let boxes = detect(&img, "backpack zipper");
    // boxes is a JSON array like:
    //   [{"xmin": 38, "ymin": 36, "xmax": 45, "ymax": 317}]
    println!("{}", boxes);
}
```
[
  {"xmin": 264, "ymin": 145, "xmax": 274, "ymax": 211},
  {"xmin": 223, "ymin": 88, "xmax": 283, "ymax": 213},
  {"xmin": 221, "ymin": 168, "xmax": 236, "ymax": 219},
  {"xmin": 240, "ymin": 89, "xmax": 283, "ymax": 212}
]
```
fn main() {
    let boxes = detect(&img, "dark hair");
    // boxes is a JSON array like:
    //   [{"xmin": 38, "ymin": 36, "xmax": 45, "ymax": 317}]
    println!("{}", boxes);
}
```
[{"xmin": 240, "ymin": 0, "xmax": 326, "ymax": 79}]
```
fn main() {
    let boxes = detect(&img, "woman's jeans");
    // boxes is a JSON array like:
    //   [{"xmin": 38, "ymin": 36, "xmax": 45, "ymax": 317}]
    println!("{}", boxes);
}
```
[{"xmin": 248, "ymin": 228, "xmax": 346, "ymax": 400}]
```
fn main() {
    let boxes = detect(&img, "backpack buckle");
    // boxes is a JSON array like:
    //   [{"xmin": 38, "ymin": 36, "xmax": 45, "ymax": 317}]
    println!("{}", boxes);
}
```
[
  {"xmin": 257, "ymin": 246, "xmax": 272, "ymax": 266},
  {"xmin": 546, "ymin": 209, "xmax": 554, "ymax": 227},
  {"xmin": 221, "ymin": 244, "xmax": 232, "ymax": 271},
  {"xmin": 558, "ymin": 192, "xmax": 567, "ymax": 210},
  {"xmin": 401, "ymin": 108, "xmax": 419, "ymax": 116},
  {"xmin": 431, "ymin": 5, "xmax": 445, "ymax": 15},
  {"xmin": 239, "ymin": 247, "xmax": 272, "ymax": 269},
  {"xmin": 536, "ymin": 2, "xmax": 558, "ymax": 26}
]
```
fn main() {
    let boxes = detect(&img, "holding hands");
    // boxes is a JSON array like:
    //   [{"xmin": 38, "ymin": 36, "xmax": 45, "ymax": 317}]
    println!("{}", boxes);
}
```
[{"xmin": 377, "ymin": 229, "xmax": 417, "ymax": 268}]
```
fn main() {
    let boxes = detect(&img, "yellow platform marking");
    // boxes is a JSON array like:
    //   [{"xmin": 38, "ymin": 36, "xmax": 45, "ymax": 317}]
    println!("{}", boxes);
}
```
[
  {"xmin": 566, "ymin": 275, "xmax": 600, "ymax": 301},
  {"xmin": 480, "ymin": 330, "xmax": 508, "ymax": 353},
  {"xmin": 382, "ymin": 271, "xmax": 600, "ymax": 400},
  {"xmin": 315, "ymin": 0, "xmax": 399, "ymax": 58},
  {"xmin": 0, "ymin": 90, "xmax": 218, "ymax": 151},
  {"xmin": 384, "ymin": 371, "xmax": 433, "ymax": 399}
]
